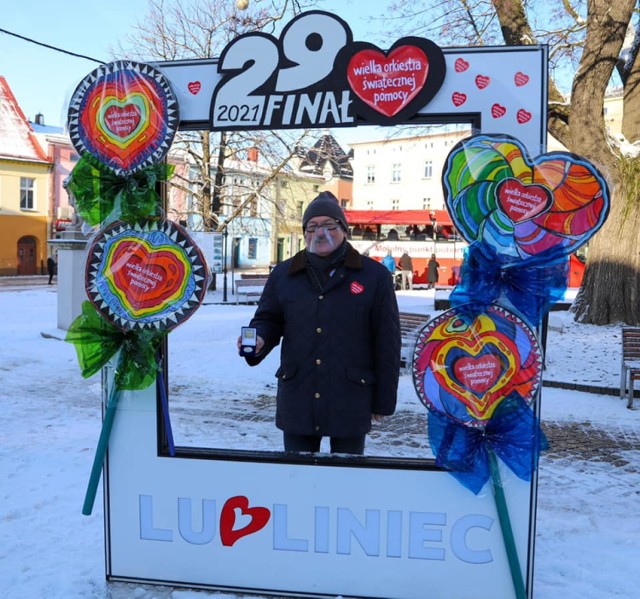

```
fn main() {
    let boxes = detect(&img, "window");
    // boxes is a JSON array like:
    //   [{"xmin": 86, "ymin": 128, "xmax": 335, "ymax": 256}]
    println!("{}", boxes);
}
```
[
  {"xmin": 366, "ymin": 165, "xmax": 375, "ymax": 184},
  {"xmin": 391, "ymin": 198, "xmax": 400, "ymax": 210},
  {"xmin": 392, "ymin": 163, "xmax": 401, "ymax": 183},
  {"xmin": 248, "ymin": 238, "xmax": 258, "ymax": 259},
  {"xmin": 20, "ymin": 177, "xmax": 35, "ymax": 210},
  {"xmin": 423, "ymin": 161, "xmax": 433, "ymax": 179},
  {"xmin": 423, "ymin": 198, "xmax": 431, "ymax": 210},
  {"xmin": 296, "ymin": 201, "xmax": 304, "ymax": 219}
]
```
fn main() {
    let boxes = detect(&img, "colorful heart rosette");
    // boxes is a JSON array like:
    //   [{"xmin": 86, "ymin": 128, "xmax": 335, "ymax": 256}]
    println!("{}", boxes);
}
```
[
  {"xmin": 442, "ymin": 133, "xmax": 610, "ymax": 260},
  {"xmin": 68, "ymin": 61, "xmax": 179, "ymax": 176}
]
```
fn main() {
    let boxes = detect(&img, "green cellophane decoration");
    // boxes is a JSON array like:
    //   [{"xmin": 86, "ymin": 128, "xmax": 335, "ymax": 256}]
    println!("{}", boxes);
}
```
[
  {"xmin": 66, "ymin": 153, "xmax": 175, "ymax": 226},
  {"xmin": 66, "ymin": 301, "xmax": 166, "ymax": 390}
]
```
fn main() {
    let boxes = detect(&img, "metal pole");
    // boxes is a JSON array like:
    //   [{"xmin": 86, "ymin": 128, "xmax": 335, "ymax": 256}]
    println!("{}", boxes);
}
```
[{"xmin": 223, "ymin": 227, "xmax": 228, "ymax": 303}]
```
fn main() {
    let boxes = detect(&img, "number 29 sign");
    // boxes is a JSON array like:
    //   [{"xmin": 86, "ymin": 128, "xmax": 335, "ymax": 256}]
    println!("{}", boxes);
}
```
[{"xmin": 210, "ymin": 10, "xmax": 446, "ymax": 131}]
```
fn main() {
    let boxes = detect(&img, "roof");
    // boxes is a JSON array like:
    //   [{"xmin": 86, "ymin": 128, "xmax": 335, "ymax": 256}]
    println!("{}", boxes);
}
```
[
  {"xmin": 0, "ymin": 77, "xmax": 50, "ymax": 164},
  {"xmin": 344, "ymin": 209, "xmax": 453, "ymax": 227},
  {"xmin": 297, "ymin": 134, "xmax": 353, "ymax": 179}
]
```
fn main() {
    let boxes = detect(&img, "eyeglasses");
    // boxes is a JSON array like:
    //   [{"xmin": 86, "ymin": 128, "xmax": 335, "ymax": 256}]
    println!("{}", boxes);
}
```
[{"xmin": 304, "ymin": 220, "xmax": 341, "ymax": 234}]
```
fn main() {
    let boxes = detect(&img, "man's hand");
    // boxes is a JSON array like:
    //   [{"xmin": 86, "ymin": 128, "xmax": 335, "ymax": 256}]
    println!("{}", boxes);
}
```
[
  {"xmin": 372, "ymin": 414, "xmax": 385, "ymax": 422},
  {"xmin": 237, "ymin": 335, "xmax": 265, "ymax": 356}
]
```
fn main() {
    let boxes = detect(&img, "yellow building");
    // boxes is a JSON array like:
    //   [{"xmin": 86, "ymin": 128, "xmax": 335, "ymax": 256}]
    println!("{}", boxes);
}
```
[{"xmin": 0, "ymin": 77, "xmax": 52, "ymax": 275}]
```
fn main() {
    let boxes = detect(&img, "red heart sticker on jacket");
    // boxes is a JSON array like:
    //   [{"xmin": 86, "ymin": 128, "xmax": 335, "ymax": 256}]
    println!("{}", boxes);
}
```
[
  {"xmin": 350, "ymin": 281, "xmax": 365, "ymax": 294},
  {"xmin": 220, "ymin": 495, "xmax": 271, "ymax": 547}
]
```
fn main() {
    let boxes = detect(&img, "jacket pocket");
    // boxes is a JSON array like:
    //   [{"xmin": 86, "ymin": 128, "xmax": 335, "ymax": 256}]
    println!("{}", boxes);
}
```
[
  {"xmin": 346, "ymin": 366, "xmax": 377, "ymax": 386},
  {"xmin": 275, "ymin": 363, "xmax": 298, "ymax": 382}
]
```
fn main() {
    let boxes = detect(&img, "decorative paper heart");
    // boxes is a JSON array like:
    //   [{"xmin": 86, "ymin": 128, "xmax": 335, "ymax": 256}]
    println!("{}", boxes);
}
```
[
  {"xmin": 454, "ymin": 58, "xmax": 469, "ymax": 72},
  {"xmin": 68, "ymin": 61, "xmax": 179, "ymax": 176},
  {"xmin": 341, "ymin": 37, "xmax": 446, "ymax": 125},
  {"xmin": 491, "ymin": 103, "xmax": 506, "ymax": 118},
  {"xmin": 187, "ymin": 81, "xmax": 201, "ymax": 95},
  {"xmin": 442, "ymin": 133, "xmax": 611, "ymax": 259},
  {"xmin": 475, "ymin": 75, "xmax": 490, "ymax": 89},
  {"xmin": 514, "ymin": 72, "xmax": 529, "ymax": 87},
  {"xmin": 496, "ymin": 178, "xmax": 553, "ymax": 223},
  {"xmin": 412, "ymin": 305, "xmax": 542, "ymax": 427},
  {"xmin": 517, "ymin": 108, "xmax": 532, "ymax": 124},
  {"xmin": 452, "ymin": 92, "xmax": 467, "ymax": 107},
  {"xmin": 220, "ymin": 495, "xmax": 271, "ymax": 547},
  {"xmin": 350, "ymin": 281, "xmax": 364, "ymax": 294},
  {"xmin": 86, "ymin": 219, "xmax": 208, "ymax": 332}
]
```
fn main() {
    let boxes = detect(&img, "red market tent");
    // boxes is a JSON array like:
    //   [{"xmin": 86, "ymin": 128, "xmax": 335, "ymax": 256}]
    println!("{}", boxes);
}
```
[{"xmin": 343, "ymin": 209, "xmax": 453, "ymax": 227}]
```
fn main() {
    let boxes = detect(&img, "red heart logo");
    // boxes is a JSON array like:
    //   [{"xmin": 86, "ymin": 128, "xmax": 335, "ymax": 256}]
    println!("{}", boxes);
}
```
[
  {"xmin": 453, "ymin": 355, "xmax": 502, "ymax": 395},
  {"xmin": 452, "ymin": 92, "xmax": 467, "ymax": 107},
  {"xmin": 347, "ymin": 45, "xmax": 429, "ymax": 118},
  {"xmin": 350, "ymin": 281, "xmax": 364, "ymax": 294},
  {"xmin": 496, "ymin": 178, "xmax": 553, "ymax": 223},
  {"xmin": 109, "ymin": 240, "xmax": 188, "ymax": 311},
  {"xmin": 514, "ymin": 72, "xmax": 529, "ymax": 87},
  {"xmin": 103, "ymin": 104, "xmax": 142, "ymax": 140},
  {"xmin": 454, "ymin": 58, "xmax": 469, "ymax": 72},
  {"xmin": 517, "ymin": 108, "xmax": 532, "ymax": 124},
  {"xmin": 491, "ymin": 103, "xmax": 506, "ymax": 118},
  {"xmin": 220, "ymin": 496, "xmax": 271, "ymax": 547},
  {"xmin": 187, "ymin": 81, "xmax": 201, "ymax": 95},
  {"xmin": 475, "ymin": 74, "xmax": 490, "ymax": 89}
]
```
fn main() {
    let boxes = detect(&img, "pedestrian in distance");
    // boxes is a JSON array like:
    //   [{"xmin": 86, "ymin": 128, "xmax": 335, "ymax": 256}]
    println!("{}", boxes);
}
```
[
  {"xmin": 47, "ymin": 255, "xmax": 56, "ymax": 285},
  {"xmin": 238, "ymin": 191, "xmax": 401, "ymax": 455},
  {"xmin": 399, "ymin": 250, "xmax": 413, "ymax": 290},
  {"xmin": 382, "ymin": 250, "xmax": 396, "ymax": 275},
  {"xmin": 427, "ymin": 253, "xmax": 440, "ymax": 289}
]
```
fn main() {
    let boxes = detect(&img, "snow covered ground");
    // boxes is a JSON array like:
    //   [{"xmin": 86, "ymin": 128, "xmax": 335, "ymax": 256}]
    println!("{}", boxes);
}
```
[{"xmin": 1, "ymin": 281, "xmax": 639, "ymax": 599}]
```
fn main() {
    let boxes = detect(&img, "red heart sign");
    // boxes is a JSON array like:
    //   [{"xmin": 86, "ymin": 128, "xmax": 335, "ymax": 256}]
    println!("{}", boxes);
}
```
[
  {"xmin": 491, "ymin": 103, "xmax": 506, "ymax": 118},
  {"xmin": 452, "ymin": 92, "xmax": 467, "ymax": 107},
  {"xmin": 188, "ymin": 81, "xmax": 201, "ymax": 95},
  {"xmin": 496, "ymin": 178, "xmax": 553, "ymax": 223},
  {"xmin": 220, "ymin": 496, "xmax": 271, "ymax": 547},
  {"xmin": 103, "ymin": 104, "xmax": 142, "ymax": 140},
  {"xmin": 475, "ymin": 74, "xmax": 490, "ymax": 89},
  {"xmin": 517, "ymin": 108, "xmax": 532, "ymax": 124},
  {"xmin": 454, "ymin": 58, "xmax": 469, "ymax": 72},
  {"xmin": 514, "ymin": 72, "xmax": 529, "ymax": 87},
  {"xmin": 453, "ymin": 355, "xmax": 502, "ymax": 395},
  {"xmin": 347, "ymin": 45, "xmax": 429, "ymax": 118}
]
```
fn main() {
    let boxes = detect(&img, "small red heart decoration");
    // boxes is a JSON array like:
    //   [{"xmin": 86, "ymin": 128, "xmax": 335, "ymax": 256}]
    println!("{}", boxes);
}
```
[
  {"xmin": 350, "ymin": 281, "xmax": 364, "ymax": 294},
  {"xmin": 514, "ymin": 72, "xmax": 529, "ymax": 87},
  {"xmin": 453, "ymin": 355, "xmax": 502, "ymax": 395},
  {"xmin": 491, "ymin": 103, "xmax": 506, "ymax": 118},
  {"xmin": 517, "ymin": 108, "xmax": 532, "ymax": 124},
  {"xmin": 220, "ymin": 496, "xmax": 271, "ymax": 547},
  {"xmin": 452, "ymin": 92, "xmax": 467, "ymax": 107},
  {"xmin": 496, "ymin": 178, "xmax": 553, "ymax": 223},
  {"xmin": 454, "ymin": 58, "xmax": 469, "ymax": 72},
  {"xmin": 187, "ymin": 81, "xmax": 201, "ymax": 95},
  {"xmin": 347, "ymin": 45, "xmax": 429, "ymax": 118},
  {"xmin": 475, "ymin": 74, "xmax": 490, "ymax": 89}
]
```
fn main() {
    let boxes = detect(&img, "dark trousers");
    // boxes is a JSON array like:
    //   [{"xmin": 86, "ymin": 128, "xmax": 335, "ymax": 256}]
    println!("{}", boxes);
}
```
[{"xmin": 283, "ymin": 433, "xmax": 365, "ymax": 455}]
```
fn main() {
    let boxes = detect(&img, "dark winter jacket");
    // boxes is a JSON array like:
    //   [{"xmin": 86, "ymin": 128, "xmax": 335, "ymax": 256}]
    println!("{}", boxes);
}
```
[
  {"xmin": 245, "ymin": 243, "xmax": 401, "ymax": 437},
  {"xmin": 428, "ymin": 258, "xmax": 440, "ymax": 284}
]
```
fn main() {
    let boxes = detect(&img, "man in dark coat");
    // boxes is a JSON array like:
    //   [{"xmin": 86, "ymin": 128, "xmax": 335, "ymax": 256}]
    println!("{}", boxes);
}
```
[{"xmin": 239, "ymin": 191, "xmax": 401, "ymax": 454}]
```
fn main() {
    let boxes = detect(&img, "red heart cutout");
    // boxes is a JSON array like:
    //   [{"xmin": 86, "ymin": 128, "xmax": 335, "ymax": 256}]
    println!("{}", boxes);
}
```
[
  {"xmin": 514, "ymin": 72, "xmax": 529, "ymax": 87},
  {"xmin": 452, "ymin": 92, "xmax": 467, "ymax": 107},
  {"xmin": 453, "ymin": 355, "xmax": 502, "ymax": 395},
  {"xmin": 188, "ymin": 81, "xmax": 201, "ymax": 95},
  {"xmin": 475, "ymin": 74, "xmax": 490, "ymax": 89},
  {"xmin": 104, "ymin": 104, "xmax": 141, "ymax": 139},
  {"xmin": 110, "ymin": 241, "xmax": 187, "ymax": 311},
  {"xmin": 454, "ymin": 58, "xmax": 469, "ymax": 72},
  {"xmin": 347, "ymin": 45, "xmax": 429, "ymax": 118},
  {"xmin": 220, "ymin": 496, "xmax": 271, "ymax": 547},
  {"xmin": 491, "ymin": 103, "xmax": 506, "ymax": 118},
  {"xmin": 517, "ymin": 108, "xmax": 532, "ymax": 124},
  {"xmin": 496, "ymin": 178, "xmax": 553, "ymax": 223},
  {"xmin": 350, "ymin": 281, "xmax": 364, "ymax": 294}
]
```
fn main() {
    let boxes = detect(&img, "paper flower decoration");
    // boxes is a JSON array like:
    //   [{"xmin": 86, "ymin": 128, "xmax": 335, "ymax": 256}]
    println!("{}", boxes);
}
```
[{"xmin": 442, "ymin": 133, "xmax": 610, "ymax": 260}]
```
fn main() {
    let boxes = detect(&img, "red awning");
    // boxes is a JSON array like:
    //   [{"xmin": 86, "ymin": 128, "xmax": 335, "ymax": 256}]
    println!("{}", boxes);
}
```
[{"xmin": 343, "ymin": 209, "xmax": 452, "ymax": 227}]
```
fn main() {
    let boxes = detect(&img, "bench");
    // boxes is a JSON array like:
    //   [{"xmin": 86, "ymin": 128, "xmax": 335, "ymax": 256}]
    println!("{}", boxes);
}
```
[
  {"xmin": 234, "ymin": 278, "xmax": 268, "ymax": 304},
  {"xmin": 399, "ymin": 312, "xmax": 431, "ymax": 370},
  {"xmin": 620, "ymin": 326, "xmax": 640, "ymax": 408}
]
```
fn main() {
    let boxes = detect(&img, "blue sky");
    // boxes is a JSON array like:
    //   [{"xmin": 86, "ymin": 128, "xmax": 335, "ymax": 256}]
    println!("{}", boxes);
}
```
[{"xmin": 1, "ymin": 0, "xmax": 388, "ymax": 129}]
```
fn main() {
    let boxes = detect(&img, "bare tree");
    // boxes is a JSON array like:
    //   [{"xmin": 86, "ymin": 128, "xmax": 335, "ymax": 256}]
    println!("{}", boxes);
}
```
[{"xmin": 386, "ymin": 0, "xmax": 640, "ymax": 325}]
